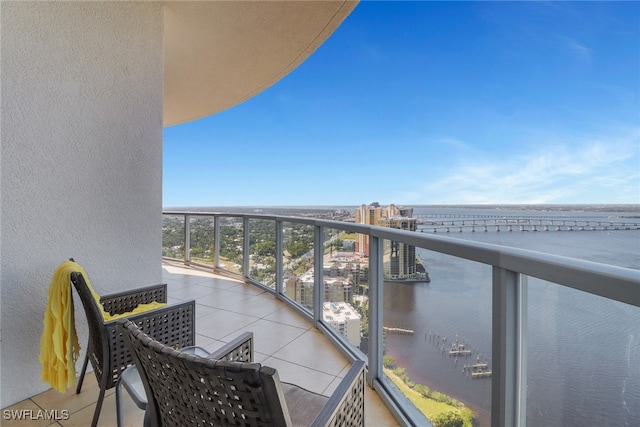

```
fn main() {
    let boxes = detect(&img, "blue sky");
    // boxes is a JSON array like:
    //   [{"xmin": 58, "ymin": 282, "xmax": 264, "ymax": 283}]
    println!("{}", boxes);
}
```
[{"xmin": 163, "ymin": 1, "xmax": 640, "ymax": 208}]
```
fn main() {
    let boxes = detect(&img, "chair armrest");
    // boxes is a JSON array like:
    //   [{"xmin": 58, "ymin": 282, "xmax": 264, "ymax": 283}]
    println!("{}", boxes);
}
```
[
  {"xmin": 100, "ymin": 284, "xmax": 167, "ymax": 315},
  {"xmin": 208, "ymin": 331, "xmax": 254, "ymax": 362},
  {"xmin": 103, "ymin": 300, "xmax": 196, "ymax": 389},
  {"xmin": 311, "ymin": 360, "xmax": 366, "ymax": 427}
]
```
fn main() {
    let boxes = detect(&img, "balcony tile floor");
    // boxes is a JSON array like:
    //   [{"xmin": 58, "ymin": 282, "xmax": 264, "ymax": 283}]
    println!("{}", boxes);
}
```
[{"xmin": 2, "ymin": 261, "xmax": 399, "ymax": 426}]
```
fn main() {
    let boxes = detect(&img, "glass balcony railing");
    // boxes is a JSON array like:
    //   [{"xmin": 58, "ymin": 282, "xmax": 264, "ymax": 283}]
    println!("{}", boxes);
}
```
[
  {"xmin": 247, "ymin": 218, "xmax": 277, "ymax": 288},
  {"xmin": 162, "ymin": 210, "xmax": 640, "ymax": 427},
  {"xmin": 282, "ymin": 220, "xmax": 316, "ymax": 313}
]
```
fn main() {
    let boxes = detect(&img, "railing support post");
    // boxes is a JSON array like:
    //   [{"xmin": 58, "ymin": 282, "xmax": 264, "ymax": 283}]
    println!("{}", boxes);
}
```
[
  {"xmin": 213, "ymin": 215, "xmax": 220, "ymax": 269},
  {"xmin": 275, "ymin": 219, "xmax": 283, "ymax": 295},
  {"xmin": 184, "ymin": 214, "xmax": 191, "ymax": 265},
  {"xmin": 243, "ymin": 217, "xmax": 250, "ymax": 278},
  {"xmin": 313, "ymin": 225, "xmax": 324, "ymax": 325},
  {"xmin": 492, "ymin": 267, "xmax": 527, "ymax": 427},
  {"xmin": 368, "ymin": 235, "xmax": 384, "ymax": 387}
]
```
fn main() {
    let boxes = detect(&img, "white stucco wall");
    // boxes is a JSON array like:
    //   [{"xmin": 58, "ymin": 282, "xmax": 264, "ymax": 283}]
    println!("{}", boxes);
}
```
[{"xmin": 0, "ymin": 1, "xmax": 164, "ymax": 407}]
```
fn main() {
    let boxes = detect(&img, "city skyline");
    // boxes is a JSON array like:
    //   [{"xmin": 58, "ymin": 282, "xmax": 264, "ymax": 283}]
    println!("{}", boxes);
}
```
[{"xmin": 163, "ymin": 1, "xmax": 639, "ymax": 208}]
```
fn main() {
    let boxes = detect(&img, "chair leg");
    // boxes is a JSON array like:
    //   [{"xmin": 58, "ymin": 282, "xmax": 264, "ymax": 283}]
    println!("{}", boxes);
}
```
[
  {"xmin": 143, "ymin": 407, "xmax": 151, "ymax": 427},
  {"xmin": 76, "ymin": 353, "xmax": 89, "ymax": 394},
  {"xmin": 115, "ymin": 379, "xmax": 124, "ymax": 427},
  {"xmin": 91, "ymin": 385, "xmax": 106, "ymax": 427}
]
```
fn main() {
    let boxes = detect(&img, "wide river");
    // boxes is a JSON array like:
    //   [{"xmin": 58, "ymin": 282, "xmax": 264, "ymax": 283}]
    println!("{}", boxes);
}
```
[{"xmin": 383, "ymin": 206, "xmax": 639, "ymax": 427}]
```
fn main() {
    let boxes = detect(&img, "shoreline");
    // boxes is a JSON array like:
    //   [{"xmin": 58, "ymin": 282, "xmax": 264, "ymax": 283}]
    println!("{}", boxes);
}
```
[
  {"xmin": 383, "ymin": 367, "xmax": 476, "ymax": 426},
  {"xmin": 387, "ymin": 346, "xmax": 490, "ymax": 426}
]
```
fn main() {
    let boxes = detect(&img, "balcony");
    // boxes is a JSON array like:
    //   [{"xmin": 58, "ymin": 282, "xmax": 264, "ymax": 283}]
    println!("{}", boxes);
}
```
[
  {"xmin": 2, "ymin": 260, "xmax": 398, "ymax": 427},
  {"xmin": 3, "ymin": 209, "xmax": 638, "ymax": 427},
  {"xmin": 159, "ymin": 210, "xmax": 640, "ymax": 426}
]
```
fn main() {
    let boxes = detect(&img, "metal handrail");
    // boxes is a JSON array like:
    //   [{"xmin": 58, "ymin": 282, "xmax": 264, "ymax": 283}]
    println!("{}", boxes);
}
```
[{"xmin": 162, "ymin": 210, "xmax": 640, "ymax": 427}]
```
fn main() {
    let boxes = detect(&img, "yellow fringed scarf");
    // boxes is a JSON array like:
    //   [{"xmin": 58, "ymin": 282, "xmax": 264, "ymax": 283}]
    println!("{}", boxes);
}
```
[
  {"xmin": 39, "ymin": 260, "xmax": 166, "ymax": 392},
  {"xmin": 39, "ymin": 260, "xmax": 84, "ymax": 392}
]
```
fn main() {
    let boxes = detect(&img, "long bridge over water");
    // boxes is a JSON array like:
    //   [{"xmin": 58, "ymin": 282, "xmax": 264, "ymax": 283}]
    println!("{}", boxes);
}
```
[{"xmin": 414, "ymin": 214, "xmax": 640, "ymax": 233}]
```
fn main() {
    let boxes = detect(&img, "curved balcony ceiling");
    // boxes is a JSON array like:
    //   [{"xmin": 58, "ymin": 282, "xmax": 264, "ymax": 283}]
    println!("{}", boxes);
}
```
[{"xmin": 163, "ymin": 1, "xmax": 358, "ymax": 126}]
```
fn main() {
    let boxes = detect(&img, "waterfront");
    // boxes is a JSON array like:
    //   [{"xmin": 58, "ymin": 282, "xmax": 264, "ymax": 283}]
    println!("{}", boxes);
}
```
[{"xmin": 384, "ymin": 206, "xmax": 640, "ymax": 427}]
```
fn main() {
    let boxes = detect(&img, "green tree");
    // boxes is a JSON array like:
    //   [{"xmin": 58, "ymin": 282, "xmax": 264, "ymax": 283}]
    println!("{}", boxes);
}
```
[
  {"xmin": 431, "ymin": 411, "xmax": 464, "ymax": 427},
  {"xmin": 459, "ymin": 407, "xmax": 475, "ymax": 424},
  {"xmin": 414, "ymin": 384, "xmax": 431, "ymax": 398},
  {"xmin": 355, "ymin": 301, "xmax": 369, "ymax": 338},
  {"xmin": 382, "ymin": 355, "xmax": 396, "ymax": 369},
  {"xmin": 253, "ymin": 240, "xmax": 275, "ymax": 256},
  {"xmin": 286, "ymin": 241, "xmax": 308, "ymax": 258}
]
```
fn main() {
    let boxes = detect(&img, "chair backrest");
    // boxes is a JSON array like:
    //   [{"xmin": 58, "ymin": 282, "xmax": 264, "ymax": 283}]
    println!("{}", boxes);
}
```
[
  {"xmin": 71, "ymin": 271, "xmax": 109, "ymax": 384},
  {"xmin": 118, "ymin": 319, "xmax": 293, "ymax": 427}
]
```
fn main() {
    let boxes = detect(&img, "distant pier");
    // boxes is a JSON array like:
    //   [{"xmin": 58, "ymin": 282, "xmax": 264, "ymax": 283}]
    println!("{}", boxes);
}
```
[
  {"xmin": 464, "ymin": 357, "xmax": 492, "ymax": 378},
  {"xmin": 384, "ymin": 326, "xmax": 415, "ymax": 335},
  {"xmin": 427, "ymin": 331, "xmax": 493, "ymax": 379}
]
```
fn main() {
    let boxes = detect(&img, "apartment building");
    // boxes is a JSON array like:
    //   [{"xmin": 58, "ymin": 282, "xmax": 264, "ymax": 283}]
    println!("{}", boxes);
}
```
[
  {"xmin": 355, "ymin": 203, "xmax": 418, "ymax": 279},
  {"xmin": 323, "ymin": 301, "xmax": 361, "ymax": 348}
]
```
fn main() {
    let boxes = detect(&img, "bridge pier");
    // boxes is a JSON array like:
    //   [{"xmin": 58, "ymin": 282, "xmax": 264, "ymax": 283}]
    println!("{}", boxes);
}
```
[{"xmin": 417, "ymin": 216, "xmax": 639, "ymax": 234}]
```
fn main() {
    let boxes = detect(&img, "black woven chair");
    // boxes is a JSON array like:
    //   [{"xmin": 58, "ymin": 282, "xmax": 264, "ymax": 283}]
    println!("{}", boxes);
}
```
[
  {"xmin": 70, "ymin": 270, "xmax": 196, "ymax": 427},
  {"xmin": 118, "ymin": 319, "xmax": 366, "ymax": 427},
  {"xmin": 116, "ymin": 331, "xmax": 254, "ymax": 426}
]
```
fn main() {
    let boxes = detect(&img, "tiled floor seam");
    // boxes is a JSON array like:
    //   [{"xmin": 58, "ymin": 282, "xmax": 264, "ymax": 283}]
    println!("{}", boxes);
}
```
[
  {"xmin": 215, "ymin": 315, "xmax": 310, "ymax": 341},
  {"xmin": 246, "ymin": 311, "xmax": 310, "ymax": 330},
  {"xmin": 29, "ymin": 391, "xmax": 97, "ymax": 422},
  {"xmin": 219, "ymin": 321, "xmax": 307, "ymax": 358},
  {"xmin": 226, "ymin": 293, "xmax": 315, "ymax": 329},
  {"xmin": 196, "ymin": 304, "xmax": 262, "ymax": 319},
  {"xmin": 265, "ymin": 354, "xmax": 345, "ymax": 378},
  {"xmin": 252, "ymin": 310, "xmax": 311, "ymax": 329}
]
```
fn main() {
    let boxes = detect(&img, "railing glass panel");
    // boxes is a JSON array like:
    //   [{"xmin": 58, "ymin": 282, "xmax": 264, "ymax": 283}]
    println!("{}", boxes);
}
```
[
  {"xmin": 188, "ymin": 216, "xmax": 215, "ymax": 266},
  {"xmin": 526, "ymin": 277, "xmax": 640, "ymax": 427},
  {"xmin": 248, "ymin": 218, "xmax": 276, "ymax": 288},
  {"xmin": 321, "ymin": 227, "xmax": 368, "ymax": 354},
  {"xmin": 382, "ymin": 245, "xmax": 492, "ymax": 427},
  {"xmin": 162, "ymin": 214, "xmax": 185, "ymax": 260},
  {"xmin": 218, "ymin": 216, "xmax": 243, "ymax": 275},
  {"xmin": 281, "ymin": 221, "xmax": 315, "ymax": 313}
]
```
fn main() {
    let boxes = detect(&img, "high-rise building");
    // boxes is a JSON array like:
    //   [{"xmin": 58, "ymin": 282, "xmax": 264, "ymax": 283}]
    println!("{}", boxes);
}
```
[
  {"xmin": 322, "ymin": 301, "xmax": 361, "ymax": 347},
  {"xmin": 354, "ymin": 203, "xmax": 417, "ymax": 279},
  {"xmin": 285, "ymin": 268, "xmax": 354, "ymax": 309},
  {"xmin": 378, "ymin": 217, "xmax": 417, "ymax": 279}
]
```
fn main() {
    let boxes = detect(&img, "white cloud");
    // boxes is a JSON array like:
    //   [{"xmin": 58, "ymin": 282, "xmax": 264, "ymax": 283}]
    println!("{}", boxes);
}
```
[
  {"xmin": 410, "ymin": 129, "xmax": 639, "ymax": 204},
  {"xmin": 437, "ymin": 138, "xmax": 472, "ymax": 151},
  {"xmin": 564, "ymin": 39, "xmax": 592, "ymax": 63}
]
